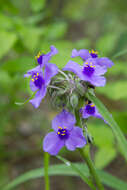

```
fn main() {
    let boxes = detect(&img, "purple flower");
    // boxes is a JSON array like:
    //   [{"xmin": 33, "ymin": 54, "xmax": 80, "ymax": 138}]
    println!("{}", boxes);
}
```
[
  {"xmin": 35, "ymin": 45, "xmax": 58, "ymax": 67},
  {"xmin": 63, "ymin": 58, "xmax": 107, "ymax": 86},
  {"xmin": 43, "ymin": 110, "xmax": 86, "ymax": 155},
  {"xmin": 71, "ymin": 49, "xmax": 114, "ymax": 68},
  {"xmin": 82, "ymin": 103, "xmax": 107, "ymax": 123},
  {"xmin": 24, "ymin": 63, "xmax": 58, "ymax": 108}
]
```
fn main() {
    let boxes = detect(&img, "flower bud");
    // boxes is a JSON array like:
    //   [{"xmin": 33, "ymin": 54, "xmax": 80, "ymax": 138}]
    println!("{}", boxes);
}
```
[
  {"xmin": 76, "ymin": 82, "xmax": 87, "ymax": 96},
  {"xmin": 70, "ymin": 93, "xmax": 79, "ymax": 108}
]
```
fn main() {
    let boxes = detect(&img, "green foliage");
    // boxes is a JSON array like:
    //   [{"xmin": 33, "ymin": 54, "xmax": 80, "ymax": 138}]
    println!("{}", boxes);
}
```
[
  {"xmin": 3, "ymin": 163, "xmax": 127, "ymax": 190},
  {"xmin": 88, "ymin": 122, "xmax": 117, "ymax": 169},
  {"xmin": 0, "ymin": 30, "xmax": 17, "ymax": 59},
  {"xmin": 30, "ymin": 0, "xmax": 46, "ymax": 12},
  {"xmin": 97, "ymin": 81, "xmax": 127, "ymax": 100},
  {"xmin": 96, "ymin": 33, "xmax": 118, "ymax": 56},
  {"xmin": 87, "ymin": 92, "xmax": 127, "ymax": 161}
]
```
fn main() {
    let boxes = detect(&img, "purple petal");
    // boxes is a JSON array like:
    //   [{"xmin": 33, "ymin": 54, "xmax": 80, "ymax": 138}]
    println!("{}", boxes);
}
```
[
  {"xmin": 30, "ymin": 80, "xmax": 38, "ymax": 92},
  {"xmin": 82, "ymin": 109, "xmax": 91, "ymax": 119},
  {"xmin": 24, "ymin": 66, "xmax": 41, "ymax": 78},
  {"xmin": 63, "ymin": 61, "xmax": 85, "ymax": 79},
  {"xmin": 43, "ymin": 45, "xmax": 58, "ymax": 65},
  {"xmin": 96, "ymin": 57, "xmax": 114, "ymax": 68},
  {"xmin": 94, "ymin": 65, "xmax": 107, "ymax": 75},
  {"xmin": 29, "ymin": 85, "xmax": 47, "ymax": 108},
  {"xmin": 43, "ymin": 132, "xmax": 64, "ymax": 155},
  {"xmin": 44, "ymin": 63, "xmax": 58, "ymax": 85},
  {"xmin": 89, "ymin": 75, "xmax": 106, "ymax": 86},
  {"xmin": 65, "ymin": 127, "xmax": 86, "ymax": 151},
  {"xmin": 83, "ymin": 58, "xmax": 107, "ymax": 75},
  {"xmin": 82, "ymin": 104, "xmax": 108, "ymax": 124},
  {"xmin": 71, "ymin": 49, "xmax": 90, "ymax": 60},
  {"xmin": 52, "ymin": 109, "xmax": 76, "ymax": 132}
]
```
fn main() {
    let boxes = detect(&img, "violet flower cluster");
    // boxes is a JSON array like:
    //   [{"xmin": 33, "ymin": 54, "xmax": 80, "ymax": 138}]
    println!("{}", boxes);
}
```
[{"xmin": 24, "ymin": 46, "xmax": 114, "ymax": 155}]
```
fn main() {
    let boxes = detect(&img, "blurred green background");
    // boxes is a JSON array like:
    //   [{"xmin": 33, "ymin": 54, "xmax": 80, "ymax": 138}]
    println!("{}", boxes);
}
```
[{"xmin": 0, "ymin": 0, "xmax": 127, "ymax": 189}]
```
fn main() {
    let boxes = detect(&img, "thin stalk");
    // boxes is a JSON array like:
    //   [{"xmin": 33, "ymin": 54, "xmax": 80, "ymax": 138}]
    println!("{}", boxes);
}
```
[
  {"xmin": 44, "ymin": 152, "xmax": 50, "ymax": 190},
  {"xmin": 48, "ymin": 85, "xmax": 62, "ymax": 90},
  {"xmin": 58, "ymin": 69, "xmax": 70, "ymax": 81},
  {"xmin": 79, "ymin": 146, "xmax": 104, "ymax": 190}
]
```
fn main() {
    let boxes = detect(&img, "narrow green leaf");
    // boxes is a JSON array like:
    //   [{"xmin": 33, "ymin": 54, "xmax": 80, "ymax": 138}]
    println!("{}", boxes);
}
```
[
  {"xmin": 87, "ymin": 92, "xmax": 127, "ymax": 161},
  {"xmin": 57, "ymin": 156, "xmax": 96, "ymax": 190},
  {"xmin": 3, "ymin": 163, "xmax": 127, "ymax": 190},
  {"xmin": 112, "ymin": 49, "xmax": 127, "ymax": 59},
  {"xmin": 15, "ymin": 92, "xmax": 36, "ymax": 106}
]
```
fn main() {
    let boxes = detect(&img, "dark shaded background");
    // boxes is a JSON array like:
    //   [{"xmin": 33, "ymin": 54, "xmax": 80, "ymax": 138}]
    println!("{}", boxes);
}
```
[{"xmin": 0, "ymin": 0, "xmax": 127, "ymax": 189}]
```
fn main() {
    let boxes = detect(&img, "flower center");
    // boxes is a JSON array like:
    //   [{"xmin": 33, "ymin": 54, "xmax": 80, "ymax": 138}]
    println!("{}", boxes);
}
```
[
  {"xmin": 83, "ymin": 62, "xmax": 95, "ymax": 77},
  {"xmin": 35, "ymin": 51, "xmax": 45, "ymax": 65},
  {"xmin": 31, "ymin": 72, "xmax": 44, "ymax": 89},
  {"xmin": 86, "ymin": 104, "xmax": 95, "ymax": 115},
  {"xmin": 89, "ymin": 50, "xmax": 98, "ymax": 58},
  {"xmin": 57, "ymin": 127, "xmax": 69, "ymax": 140}
]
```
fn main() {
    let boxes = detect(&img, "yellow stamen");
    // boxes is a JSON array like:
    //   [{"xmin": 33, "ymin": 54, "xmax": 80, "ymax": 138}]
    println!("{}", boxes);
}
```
[
  {"xmin": 91, "ymin": 104, "xmax": 95, "ymax": 107},
  {"xmin": 58, "ymin": 127, "xmax": 62, "ymax": 129},
  {"xmin": 37, "ymin": 73, "xmax": 39, "ymax": 76},
  {"xmin": 58, "ymin": 132, "xmax": 60, "ymax": 134},
  {"xmin": 32, "ymin": 79, "xmax": 34, "ymax": 82},
  {"xmin": 61, "ymin": 134, "xmax": 65, "ymax": 136}
]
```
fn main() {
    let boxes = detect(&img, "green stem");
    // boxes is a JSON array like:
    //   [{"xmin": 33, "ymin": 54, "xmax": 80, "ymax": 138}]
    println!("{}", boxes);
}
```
[
  {"xmin": 79, "ymin": 146, "xmax": 104, "ymax": 190},
  {"xmin": 44, "ymin": 152, "xmax": 50, "ymax": 190}
]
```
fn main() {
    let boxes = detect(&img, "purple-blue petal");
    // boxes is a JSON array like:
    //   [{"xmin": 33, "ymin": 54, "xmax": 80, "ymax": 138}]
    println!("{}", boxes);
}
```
[
  {"xmin": 52, "ymin": 109, "xmax": 76, "ymax": 132},
  {"xmin": 30, "ymin": 80, "xmax": 38, "ymax": 92},
  {"xmin": 44, "ymin": 63, "xmax": 58, "ymax": 85},
  {"xmin": 96, "ymin": 57, "xmax": 114, "ymax": 68},
  {"xmin": 43, "ymin": 45, "xmax": 58, "ymax": 66},
  {"xmin": 82, "ymin": 104, "xmax": 108, "ymax": 124},
  {"xmin": 24, "ymin": 66, "xmax": 41, "ymax": 78},
  {"xmin": 63, "ymin": 61, "xmax": 85, "ymax": 80},
  {"xmin": 65, "ymin": 127, "xmax": 86, "ymax": 151},
  {"xmin": 29, "ymin": 85, "xmax": 47, "ymax": 108},
  {"xmin": 89, "ymin": 75, "xmax": 106, "ymax": 86},
  {"xmin": 71, "ymin": 49, "xmax": 90, "ymax": 60},
  {"xmin": 43, "ymin": 132, "xmax": 64, "ymax": 155}
]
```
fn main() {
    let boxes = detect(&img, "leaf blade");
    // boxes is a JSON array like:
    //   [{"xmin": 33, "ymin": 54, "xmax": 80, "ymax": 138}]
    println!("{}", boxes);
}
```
[
  {"xmin": 3, "ymin": 163, "xmax": 127, "ymax": 190},
  {"xmin": 87, "ymin": 92, "xmax": 127, "ymax": 161}
]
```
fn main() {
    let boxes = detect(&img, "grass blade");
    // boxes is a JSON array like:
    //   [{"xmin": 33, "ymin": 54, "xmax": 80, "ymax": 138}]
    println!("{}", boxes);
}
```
[{"xmin": 87, "ymin": 92, "xmax": 127, "ymax": 161}]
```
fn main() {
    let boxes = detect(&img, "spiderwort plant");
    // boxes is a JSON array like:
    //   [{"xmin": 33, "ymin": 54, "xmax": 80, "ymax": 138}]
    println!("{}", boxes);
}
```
[{"xmin": 23, "ymin": 46, "xmax": 115, "ymax": 190}]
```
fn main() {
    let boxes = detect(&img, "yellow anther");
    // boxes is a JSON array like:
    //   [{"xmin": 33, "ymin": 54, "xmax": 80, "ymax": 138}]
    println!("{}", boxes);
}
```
[
  {"xmin": 63, "ymin": 130, "xmax": 66, "ymax": 132},
  {"xmin": 32, "ymin": 79, "xmax": 34, "ymax": 82},
  {"xmin": 91, "ymin": 104, "xmax": 95, "ymax": 107},
  {"xmin": 37, "ymin": 73, "xmax": 39, "ymax": 76},
  {"xmin": 58, "ymin": 132, "xmax": 60, "ymax": 134},
  {"xmin": 34, "ymin": 75, "xmax": 36, "ymax": 78},
  {"xmin": 35, "ymin": 51, "xmax": 41, "ymax": 59},
  {"xmin": 35, "ymin": 78, "xmax": 38, "ymax": 80},
  {"xmin": 61, "ymin": 134, "xmax": 65, "ymax": 136},
  {"xmin": 89, "ymin": 50, "xmax": 98, "ymax": 55},
  {"xmin": 64, "ymin": 127, "xmax": 67, "ymax": 129},
  {"xmin": 58, "ymin": 127, "xmax": 62, "ymax": 129},
  {"xmin": 85, "ymin": 62, "xmax": 88, "ymax": 64}
]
